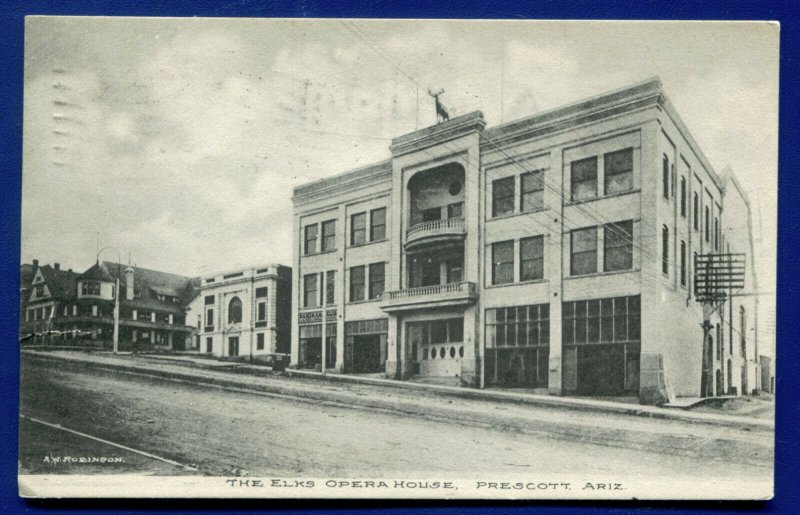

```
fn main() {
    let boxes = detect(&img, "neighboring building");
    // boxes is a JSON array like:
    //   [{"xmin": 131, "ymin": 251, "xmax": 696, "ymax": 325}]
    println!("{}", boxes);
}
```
[
  {"xmin": 290, "ymin": 77, "xmax": 760, "ymax": 403},
  {"xmin": 20, "ymin": 260, "xmax": 199, "ymax": 351},
  {"xmin": 192, "ymin": 264, "xmax": 291, "ymax": 359},
  {"xmin": 20, "ymin": 260, "xmax": 78, "ymax": 342},
  {"xmin": 759, "ymin": 355, "xmax": 774, "ymax": 394}
]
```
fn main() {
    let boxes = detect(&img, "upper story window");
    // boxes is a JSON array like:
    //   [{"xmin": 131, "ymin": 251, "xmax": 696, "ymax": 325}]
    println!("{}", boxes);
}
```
[
  {"xmin": 82, "ymin": 281, "xmax": 101, "ymax": 296},
  {"xmin": 422, "ymin": 207, "xmax": 441, "ymax": 222},
  {"xmin": 680, "ymin": 177, "xmax": 687, "ymax": 218},
  {"xmin": 680, "ymin": 240, "xmax": 687, "ymax": 287},
  {"xmin": 714, "ymin": 217, "xmax": 719, "ymax": 250},
  {"xmin": 570, "ymin": 227, "xmax": 597, "ymax": 276},
  {"xmin": 325, "ymin": 270, "xmax": 336, "ymax": 305},
  {"xmin": 256, "ymin": 287, "xmax": 268, "ymax": 322},
  {"xmin": 704, "ymin": 206, "xmax": 710, "ymax": 242},
  {"xmin": 204, "ymin": 295, "xmax": 214, "ymax": 305},
  {"xmin": 491, "ymin": 240, "xmax": 514, "ymax": 285},
  {"xmin": 228, "ymin": 297, "xmax": 242, "ymax": 324},
  {"xmin": 303, "ymin": 273, "xmax": 318, "ymax": 308},
  {"xmin": 662, "ymin": 225, "xmax": 670, "ymax": 275},
  {"xmin": 693, "ymin": 192, "xmax": 699, "ymax": 230},
  {"xmin": 604, "ymin": 220, "xmax": 633, "ymax": 272},
  {"xmin": 370, "ymin": 208, "xmax": 386, "ymax": 241},
  {"xmin": 492, "ymin": 176, "xmax": 515, "ymax": 217},
  {"xmin": 351, "ymin": 213, "xmax": 366, "ymax": 246},
  {"xmin": 368, "ymin": 262, "xmax": 385, "ymax": 300},
  {"xmin": 304, "ymin": 224, "xmax": 318, "ymax": 255},
  {"xmin": 520, "ymin": 235, "xmax": 544, "ymax": 281},
  {"xmin": 349, "ymin": 266, "xmax": 365, "ymax": 302},
  {"xmin": 447, "ymin": 202, "xmax": 463, "ymax": 219},
  {"xmin": 662, "ymin": 155, "xmax": 670, "ymax": 200},
  {"xmin": 604, "ymin": 148, "xmax": 633, "ymax": 195},
  {"xmin": 321, "ymin": 220, "xmax": 336, "ymax": 252},
  {"xmin": 571, "ymin": 157, "xmax": 597, "ymax": 202},
  {"xmin": 521, "ymin": 170, "xmax": 545, "ymax": 212},
  {"xmin": 34, "ymin": 285, "xmax": 45, "ymax": 298}
]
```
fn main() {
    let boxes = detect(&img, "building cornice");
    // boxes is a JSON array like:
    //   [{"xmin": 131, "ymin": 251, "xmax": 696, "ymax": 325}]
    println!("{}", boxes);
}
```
[
  {"xmin": 292, "ymin": 160, "xmax": 392, "ymax": 205},
  {"xmin": 389, "ymin": 111, "xmax": 486, "ymax": 157}
]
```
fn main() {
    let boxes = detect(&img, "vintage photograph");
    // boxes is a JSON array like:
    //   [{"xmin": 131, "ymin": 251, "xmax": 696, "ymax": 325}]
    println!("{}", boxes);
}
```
[{"xmin": 18, "ymin": 17, "xmax": 777, "ymax": 499}]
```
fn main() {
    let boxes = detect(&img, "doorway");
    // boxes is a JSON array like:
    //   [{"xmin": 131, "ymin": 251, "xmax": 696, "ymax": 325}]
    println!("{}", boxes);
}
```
[
  {"xmin": 576, "ymin": 345, "xmax": 625, "ymax": 395},
  {"xmin": 228, "ymin": 336, "xmax": 239, "ymax": 357},
  {"xmin": 352, "ymin": 335, "xmax": 382, "ymax": 373}
]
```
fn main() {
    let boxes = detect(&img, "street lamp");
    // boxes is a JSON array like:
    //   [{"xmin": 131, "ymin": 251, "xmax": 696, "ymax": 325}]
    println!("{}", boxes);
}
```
[{"xmin": 97, "ymin": 246, "xmax": 121, "ymax": 354}]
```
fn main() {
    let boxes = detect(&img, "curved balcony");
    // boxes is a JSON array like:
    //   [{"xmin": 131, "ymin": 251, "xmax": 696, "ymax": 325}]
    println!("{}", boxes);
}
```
[
  {"xmin": 380, "ymin": 281, "xmax": 477, "ymax": 312},
  {"xmin": 405, "ymin": 218, "xmax": 466, "ymax": 251}
]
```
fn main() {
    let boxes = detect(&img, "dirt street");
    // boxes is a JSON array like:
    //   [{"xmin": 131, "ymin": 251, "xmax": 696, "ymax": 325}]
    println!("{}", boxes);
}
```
[{"xmin": 20, "ymin": 356, "xmax": 773, "ymax": 480}]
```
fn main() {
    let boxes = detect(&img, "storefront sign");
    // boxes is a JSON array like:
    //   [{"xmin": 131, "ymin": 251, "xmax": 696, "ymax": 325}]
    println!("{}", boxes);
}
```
[{"xmin": 299, "ymin": 311, "xmax": 322, "ymax": 325}]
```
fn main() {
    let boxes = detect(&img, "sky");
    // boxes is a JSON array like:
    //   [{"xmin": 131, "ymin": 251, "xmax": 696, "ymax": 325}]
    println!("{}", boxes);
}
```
[{"xmin": 21, "ymin": 18, "xmax": 778, "ymax": 342}]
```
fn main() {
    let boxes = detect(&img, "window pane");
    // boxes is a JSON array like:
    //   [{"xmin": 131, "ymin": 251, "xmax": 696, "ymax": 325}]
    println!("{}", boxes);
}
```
[
  {"xmin": 520, "ymin": 236, "xmax": 544, "ymax": 281},
  {"xmin": 448, "ymin": 318, "xmax": 464, "ymax": 342},
  {"xmin": 521, "ymin": 171, "xmax": 545, "ymax": 212},
  {"xmin": 351, "ymin": 213, "xmax": 366, "ymax": 245},
  {"xmin": 492, "ymin": 177, "xmax": 515, "ymax": 217},
  {"xmin": 349, "ymin": 266, "xmax": 364, "ymax": 302},
  {"xmin": 368, "ymin": 262, "xmax": 385, "ymax": 299},
  {"xmin": 492, "ymin": 240, "xmax": 514, "ymax": 284},
  {"xmin": 571, "ymin": 157, "xmax": 597, "ymax": 201},
  {"xmin": 430, "ymin": 320, "xmax": 447, "ymax": 343},
  {"xmin": 604, "ymin": 148, "xmax": 634, "ymax": 195},
  {"xmin": 370, "ymin": 208, "xmax": 386, "ymax": 241}
]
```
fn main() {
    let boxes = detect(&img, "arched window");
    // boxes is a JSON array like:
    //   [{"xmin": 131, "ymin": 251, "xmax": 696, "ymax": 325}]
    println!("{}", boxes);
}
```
[
  {"xmin": 228, "ymin": 297, "xmax": 242, "ymax": 324},
  {"xmin": 661, "ymin": 225, "xmax": 669, "ymax": 275}
]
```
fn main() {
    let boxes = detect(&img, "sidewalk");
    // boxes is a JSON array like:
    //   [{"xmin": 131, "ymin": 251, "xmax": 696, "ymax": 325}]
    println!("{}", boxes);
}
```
[{"xmin": 25, "ymin": 349, "xmax": 773, "ymax": 432}]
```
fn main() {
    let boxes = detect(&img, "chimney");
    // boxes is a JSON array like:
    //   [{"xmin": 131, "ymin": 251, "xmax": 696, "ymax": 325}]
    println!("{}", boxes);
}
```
[
  {"xmin": 54, "ymin": 263, "xmax": 60, "ymax": 271},
  {"xmin": 125, "ymin": 266, "xmax": 135, "ymax": 301},
  {"xmin": 32, "ymin": 259, "xmax": 39, "ymax": 269}
]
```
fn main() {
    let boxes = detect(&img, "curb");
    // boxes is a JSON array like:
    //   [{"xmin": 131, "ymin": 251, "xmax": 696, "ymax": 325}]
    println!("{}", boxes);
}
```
[{"xmin": 23, "ymin": 350, "xmax": 773, "ymax": 432}]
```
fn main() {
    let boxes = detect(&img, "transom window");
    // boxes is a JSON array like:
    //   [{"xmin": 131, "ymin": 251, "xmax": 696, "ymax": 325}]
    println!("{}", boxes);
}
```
[
  {"xmin": 563, "ymin": 295, "xmax": 640, "ymax": 345},
  {"xmin": 486, "ymin": 304, "xmax": 549, "ymax": 348}
]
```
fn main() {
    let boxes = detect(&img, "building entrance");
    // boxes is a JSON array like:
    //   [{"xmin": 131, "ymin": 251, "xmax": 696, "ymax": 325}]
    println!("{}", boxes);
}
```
[
  {"xmin": 352, "ymin": 335, "xmax": 382, "ymax": 373},
  {"xmin": 228, "ymin": 336, "xmax": 239, "ymax": 357},
  {"xmin": 301, "ymin": 338, "xmax": 322, "ymax": 369}
]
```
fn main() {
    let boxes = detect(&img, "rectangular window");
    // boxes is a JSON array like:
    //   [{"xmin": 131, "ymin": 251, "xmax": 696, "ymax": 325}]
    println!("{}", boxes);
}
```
[
  {"xmin": 705, "ymin": 206, "xmax": 710, "ymax": 242},
  {"xmin": 521, "ymin": 170, "xmax": 545, "ymax": 212},
  {"xmin": 604, "ymin": 148, "xmax": 634, "ymax": 195},
  {"xmin": 604, "ymin": 220, "xmax": 633, "ymax": 272},
  {"xmin": 662, "ymin": 225, "xmax": 670, "ymax": 275},
  {"xmin": 205, "ymin": 295, "xmax": 214, "ymax": 305},
  {"xmin": 325, "ymin": 270, "xmax": 336, "ymax": 305},
  {"xmin": 519, "ymin": 236, "xmax": 544, "ymax": 281},
  {"xmin": 563, "ymin": 296, "xmax": 640, "ymax": 346},
  {"xmin": 714, "ymin": 217, "xmax": 719, "ymax": 251},
  {"xmin": 303, "ymin": 273, "xmax": 318, "ymax": 308},
  {"xmin": 304, "ymin": 224, "xmax": 318, "ymax": 255},
  {"xmin": 368, "ymin": 262, "xmax": 385, "ymax": 300},
  {"xmin": 680, "ymin": 177, "xmax": 687, "ymax": 217},
  {"xmin": 205, "ymin": 308, "xmax": 214, "ymax": 329},
  {"xmin": 255, "ymin": 287, "xmax": 268, "ymax": 298},
  {"xmin": 680, "ymin": 240, "xmax": 687, "ymax": 287},
  {"xmin": 662, "ymin": 155, "xmax": 670, "ymax": 200},
  {"xmin": 422, "ymin": 207, "xmax": 441, "ymax": 222},
  {"xmin": 492, "ymin": 240, "xmax": 514, "ymax": 285},
  {"xmin": 257, "ymin": 333, "xmax": 265, "ymax": 350},
  {"xmin": 257, "ymin": 302, "xmax": 266, "ymax": 322},
  {"xmin": 351, "ymin": 213, "xmax": 366, "ymax": 245},
  {"xmin": 570, "ymin": 227, "xmax": 597, "ymax": 276},
  {"xmin": 492, "ymin": 176, "xmax": 515, "ymax": 217},
  {"xmin": 570, "ymin": 156, "xmax": 597, "ymax": 202},
  {"xmin": 82, "ymin": 281, "xmax": 101, "ymax": 296},
  {"xmin": 370, "ymin": 208, "xmax": 386, "ymax": 241},
  {"xmin": 693, "ymin": 192, "xmax": 699, "ymax": 230},
  {"xmin": 487, "ymin": 304, "xmax": 550, "ymax": 348},
  {"xmin": 349, "ymin": 266, "xmax": 365, "ymax": 302},
  {"xmin": 447, "ymin": 202, "xmax": 463, "ymax": 219},
  {"xmin": 321, "ymin": 220, "xmax": 336, "ymax": 251}
]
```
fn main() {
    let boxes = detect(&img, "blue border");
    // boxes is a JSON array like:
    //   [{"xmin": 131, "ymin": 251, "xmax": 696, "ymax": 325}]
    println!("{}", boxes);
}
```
[{"xmin": 2, "ymin": 1, "xmax": 798, "ymax": 513}]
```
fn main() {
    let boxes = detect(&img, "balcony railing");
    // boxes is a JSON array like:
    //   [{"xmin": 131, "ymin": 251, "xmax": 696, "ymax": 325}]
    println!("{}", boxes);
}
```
[
  {"xmin": 381, "ymin": 281, "xmax": 477, "ymax": 312},
  {"xmin": 405, "ymin": 218, "xmax": 466, "ymax": 250}
]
